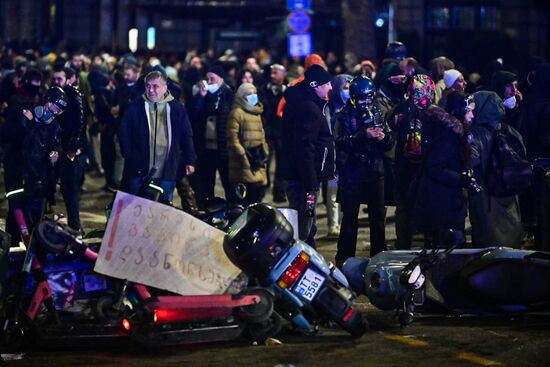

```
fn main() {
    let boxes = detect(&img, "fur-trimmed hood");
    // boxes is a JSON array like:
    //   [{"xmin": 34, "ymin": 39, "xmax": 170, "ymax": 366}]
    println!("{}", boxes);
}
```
[{"xmin": 423, "ymin": 105, "xmax": 466, "ymax": 136}]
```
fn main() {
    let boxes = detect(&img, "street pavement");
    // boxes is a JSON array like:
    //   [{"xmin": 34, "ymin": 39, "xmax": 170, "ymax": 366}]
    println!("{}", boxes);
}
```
[{"xmin": 1, "ymin": 170, "xmax": 549, "ymax": 366}]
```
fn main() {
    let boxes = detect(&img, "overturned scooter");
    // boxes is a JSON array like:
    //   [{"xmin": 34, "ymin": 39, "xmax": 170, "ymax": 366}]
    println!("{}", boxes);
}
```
[
  {"xmin": 343, "ymin": 230, "xmax": 550, "ymax": 327},
  {"xmin": 224, "ymin": 203, "xmax": 368, "ymax": 337}
]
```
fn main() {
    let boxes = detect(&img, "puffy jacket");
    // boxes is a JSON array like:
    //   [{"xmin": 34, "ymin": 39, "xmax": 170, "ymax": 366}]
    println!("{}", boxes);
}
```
[
  {"xmin": 281, "ymin": 81, "xmax": 335, "ymax": 191},
  {"xmin": 226, "ymin": 103, "xmax": 269, "ymax": 185}
]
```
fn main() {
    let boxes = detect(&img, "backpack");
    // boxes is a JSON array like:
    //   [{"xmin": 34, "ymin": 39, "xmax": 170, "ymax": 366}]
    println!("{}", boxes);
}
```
[{"xmin": 485, "ymin": 124, "xmax": 533, "ymax": 197}]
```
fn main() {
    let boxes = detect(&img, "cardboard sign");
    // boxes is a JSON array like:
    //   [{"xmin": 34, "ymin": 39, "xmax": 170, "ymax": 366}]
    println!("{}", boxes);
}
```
[{"xmin": 94, "ymin": 192, "xmax": 247, "ymax": 295}]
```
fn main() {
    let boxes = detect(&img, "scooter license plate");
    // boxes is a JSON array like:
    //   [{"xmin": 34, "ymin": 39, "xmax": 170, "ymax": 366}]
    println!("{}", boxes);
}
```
[{"xmin": 293, "ymin": 268, "xmax": 326, "ymax": 301}]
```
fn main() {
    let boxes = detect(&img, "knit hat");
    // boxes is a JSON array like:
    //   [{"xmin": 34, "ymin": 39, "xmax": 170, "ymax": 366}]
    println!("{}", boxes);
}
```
[
  {"xmin": 305, "ymin": 64, "xmax": 332, "ymax": 88},
  {"xmin": 443, "ymin": 69, "xmax": 462, "ymax": 88},
  {"xmin": 207, "ymin": 63, "xmax": 227, "ymax": 79},
  {"xmin": 305, "ymin": 54, "xmax": 326, "ymax": 69},
  {"xmin": 490, "ymin": 70, "xmax": 517, "ymax": 99}
]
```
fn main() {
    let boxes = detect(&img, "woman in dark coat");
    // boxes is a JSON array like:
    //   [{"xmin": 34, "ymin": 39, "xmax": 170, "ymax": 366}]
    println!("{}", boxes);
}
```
[
  {"xmin": 413, "ymin": 91, "xmax": 474, "ymax": 247},
  {"xmin": 468, "ymin": 91, "xmax": 524, "ymax": 247}
]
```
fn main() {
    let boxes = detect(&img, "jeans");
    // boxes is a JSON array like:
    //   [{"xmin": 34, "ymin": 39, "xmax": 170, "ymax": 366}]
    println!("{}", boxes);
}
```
[{"xmin": 286, "ymin": 180, "xmax": 319, "ymax": 248}]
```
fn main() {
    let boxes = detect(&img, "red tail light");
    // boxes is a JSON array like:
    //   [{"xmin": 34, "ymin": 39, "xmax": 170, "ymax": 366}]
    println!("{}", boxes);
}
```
[
  {"xmin": 122, "ymin": 318, "xmax": 131, "ymax": 331},
  {"xmin": 277, "ymin": 251, "xmax": 310, "ymax": 288},
  {"xmin": 343, "ymin": 308, "xmax": 355, "ymax": 322}
]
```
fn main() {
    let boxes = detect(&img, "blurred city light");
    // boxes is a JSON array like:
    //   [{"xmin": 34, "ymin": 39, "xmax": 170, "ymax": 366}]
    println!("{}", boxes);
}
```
[
  {"xmin": 128, "ymin": 28, "xmax": 138, "ymax": 52},
  {"xmin": 147, "ymin": 27, "xmax": 156, "ymax": 50}
]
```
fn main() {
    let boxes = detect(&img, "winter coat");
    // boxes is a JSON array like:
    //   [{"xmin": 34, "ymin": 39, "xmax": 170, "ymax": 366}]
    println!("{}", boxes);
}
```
[
  {"xmin": 119, "ymin": 94, "xmax": 196, "ymax": 181},
  {"xmin": 226, "ymin": 99, "xmax": 269, "ymax": 185},
  {"xmin": 57, "ymin": 84, "xmax": 86, "ymax": 154},
  {"xmin": 190, "ymin": 83, "xmax": 233, "ymax": 158},
  {"xmin": 334, "ymin": 104, "xmax": 394, "ymax": 207},
  {"xmin": 469, "ymin": 91, "xmax": 524, "ymax": 247},
  {"xmin": 281, "ymin": 81, "xmax": 336, "ymax": 191},
  {"xmin": 413, "ymin": 106, "xmax": 469, "ymax": 232},
  {"xmin": 514, "ymin": 63, "xmax": 550, "ymax": 161},
  {"xmin": 1, "ymin": 88, "xmax": 41, "ymax": 192}
]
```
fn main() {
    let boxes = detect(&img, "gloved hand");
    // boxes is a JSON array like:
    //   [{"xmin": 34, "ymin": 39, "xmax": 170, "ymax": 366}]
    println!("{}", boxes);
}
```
[{"xmin": 305, "ymin": 191, "xmax": 317, "ymax": 217}]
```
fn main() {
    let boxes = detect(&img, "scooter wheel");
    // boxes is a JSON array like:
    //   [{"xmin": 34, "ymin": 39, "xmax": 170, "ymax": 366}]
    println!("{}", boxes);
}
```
[
  {"xmin": 95, "ymin": 292, "xmax": 122, "ymax": 321},
  {"xmin": 0, "ymin": 323, "xmax": 25, "ymax": 352},
  {"xmin": 343, "ymin": 313, "xmax": 368, "ymax": 338},
  {"xmin": 237, "ymin": 287, "xmax": 274, "ymax": 323},
  {"xmin": 247, "ymin": 312, "xmax": 284, "ymax": 342}
]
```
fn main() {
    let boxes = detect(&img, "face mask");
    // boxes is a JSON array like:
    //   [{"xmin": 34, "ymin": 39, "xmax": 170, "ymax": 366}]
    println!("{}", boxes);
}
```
[
  {"xmin": 206, "ymin": 83, "xmax": 220, "ymax": 94},
  {"xmin": 503, "ymin": 95, "xmax": 517, "ymax": 109},
  {"xmin": 246, "ymin": 94, "xmax": 258, "ymax": 106},
  {"xmin": 341, "ymin": 89, "xmax": 350, "ymax": 102},
  {"xmin": 33, "ymin": 105, "xmax": 54, "ymax": 124}
]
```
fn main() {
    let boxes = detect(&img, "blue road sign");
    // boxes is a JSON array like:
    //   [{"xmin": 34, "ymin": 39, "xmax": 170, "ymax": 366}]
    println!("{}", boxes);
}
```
[
  {"xmin": 287, "ymin": 0, "xmax": 311, "ymax": 10},
  {"xmin": 288, "ymin": 32, "xmax": 312, "ymax": 57}
]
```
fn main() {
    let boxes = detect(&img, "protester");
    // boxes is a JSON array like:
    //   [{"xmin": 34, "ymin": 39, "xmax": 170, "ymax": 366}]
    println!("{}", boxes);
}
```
[
  {"xmin": 413, "ymin": 90, "xmax": 474, "ymax": 248},
  {"xmin": 52, "ymin": 66, "xmax": 87, "ymax": 234},
  {"xmin": 281, "ymin": 64, "xmax": 335, "ymax": 248},
  {"xmin": 189, "ymin": 63, "xmax": 234, "ymax": 207},
  {"xmin": 226, "ymin": 83, "xmax": 269, "ymax": 205},
  {"xmin": 1, "ymin": 87, "xmax": 65, "ymax": 245},
  {"xmin": 334, "ymin": 76, "xmax": 393, "ymax": 265},
  {"xmin": 468, "ymin": 90, "xmax": 524, "ymax": 247},
  {"xmin": 388, "ymin": 74, "xmax": 436, "ymax": 249},
  {"xmin": 119, "ymin": 71, "xmax": 196, "ymax": 203},
  {"xmin": 261, "ymin": 64, "xmax": 288, "ymax": 203}
]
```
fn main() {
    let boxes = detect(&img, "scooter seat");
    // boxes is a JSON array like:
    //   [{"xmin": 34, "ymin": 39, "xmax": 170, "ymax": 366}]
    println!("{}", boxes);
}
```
[{"xmin": 461, "ymin": 258, "xmax": 550, "ymax": 305}]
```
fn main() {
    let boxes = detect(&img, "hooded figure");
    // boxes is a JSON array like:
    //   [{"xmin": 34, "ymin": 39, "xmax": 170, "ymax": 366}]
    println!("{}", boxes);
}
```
[
  {"xmin": 328, "ymin": 74, "xmax": 353, "ymax": 119},
  {"xmin": 226, "ymin": 83, "xmax": 269, "ymax": 204},
  {"xmin": 468, "ymin": 91, "xmax": 524, "ymax": 247}
]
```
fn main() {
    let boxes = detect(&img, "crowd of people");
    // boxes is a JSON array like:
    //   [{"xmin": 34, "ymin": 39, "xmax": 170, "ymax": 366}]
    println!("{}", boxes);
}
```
[{"xmin": 0, "ymin": 41, "xmax": 549, "ymax": 266}]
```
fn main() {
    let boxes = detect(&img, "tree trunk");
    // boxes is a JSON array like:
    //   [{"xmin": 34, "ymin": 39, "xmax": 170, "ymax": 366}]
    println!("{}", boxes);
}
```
[{"xmin": 341, "ymin": 0, "xmax": 377, "ymax": 61}]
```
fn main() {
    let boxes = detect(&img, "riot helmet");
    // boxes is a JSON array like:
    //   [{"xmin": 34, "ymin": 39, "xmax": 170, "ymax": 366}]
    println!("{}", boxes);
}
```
[
  {"xmin": 349, "ymin": 75, "xmax": 376, "ymax": 112},
  {"xmin": 45, "ymin": 86, "xmax": 68, "ymax": 115}
]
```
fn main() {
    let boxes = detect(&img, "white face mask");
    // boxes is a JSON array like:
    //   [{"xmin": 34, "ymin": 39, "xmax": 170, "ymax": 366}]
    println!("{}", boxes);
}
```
[
  {"xmin": 206, "ymin": 83, "xmax": 220, "ymax": 94},
  {"xmin": 503, "ymin": 95, "xmax": 517, "ymax": 109}
]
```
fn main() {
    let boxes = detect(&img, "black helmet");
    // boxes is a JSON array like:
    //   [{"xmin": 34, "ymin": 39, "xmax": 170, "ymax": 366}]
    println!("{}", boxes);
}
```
[
  {"xmin": 384, "ymin": 41, "xmax": 407, "ymax": 61},
  {"xmin": 349, "ymin": 75, "xmax": 376, "ymax": 111},
  {"xmin": 45, "ymin": 86, "xmax": 68, "ymax": 113},
  {"xmin": 223, "ymin": 203, "xmax": 294, "ymax": 278}
]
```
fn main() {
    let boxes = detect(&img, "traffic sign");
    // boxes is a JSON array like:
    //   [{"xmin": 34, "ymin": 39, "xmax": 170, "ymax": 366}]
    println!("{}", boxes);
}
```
[
  {"xmin": 287, "ymin": 0, "xmax": 311, "ymax": 10},
  {"xmin": 288, "ymin": 33, "xmax": 312, "ymax": 57},
  {"xmin": 287, "ymin": 10, "xmax": 311, "ymax": 34}
]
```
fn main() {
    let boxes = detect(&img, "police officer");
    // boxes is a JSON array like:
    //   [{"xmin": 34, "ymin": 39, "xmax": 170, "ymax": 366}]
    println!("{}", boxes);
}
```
[
  {"xmin": 334, "ymin": 76, "xmax": 394, "ymax": 266},
  {"xmin": 52, "ymin": 67, "xmax": 87, "ymax": 235}
]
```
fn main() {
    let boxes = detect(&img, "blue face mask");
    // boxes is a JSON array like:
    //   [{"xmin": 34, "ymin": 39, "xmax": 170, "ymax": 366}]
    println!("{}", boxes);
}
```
[
  {"xmin": 341, "ymin": 89, "xmax": 350, "ymax": 102},
  {"xmin": 246, "ymin": 93, "xmax": 258, "ymax": 106}
]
